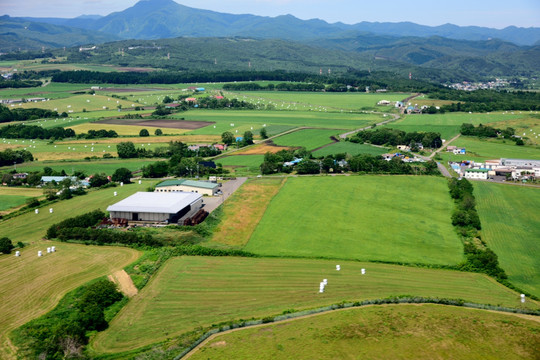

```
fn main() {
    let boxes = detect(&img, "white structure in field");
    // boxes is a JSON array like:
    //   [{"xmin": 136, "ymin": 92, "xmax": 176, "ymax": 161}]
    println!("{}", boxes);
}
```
[{"xmin": 107, "ymin": 192, "xmax": 203, "ymax": 223}]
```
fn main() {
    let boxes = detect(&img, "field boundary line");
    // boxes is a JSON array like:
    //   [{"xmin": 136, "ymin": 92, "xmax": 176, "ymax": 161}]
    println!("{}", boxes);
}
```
[
  {"xmin": 180, "ymin": 300, "xmax": 539, "ymax": 360},
  {"xmin": 242, "ymin": 177, "xmax": 288, "ymax": 248}
]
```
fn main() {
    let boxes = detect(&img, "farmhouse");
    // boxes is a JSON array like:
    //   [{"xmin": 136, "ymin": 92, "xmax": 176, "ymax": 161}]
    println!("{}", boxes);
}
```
[
  {"xmin": 155, "ymin": 179, "xmax": 220, "ymax": 196},
  {"xmin": 107, "ymin": 191, "xmax": 203, "ymax": 223}
]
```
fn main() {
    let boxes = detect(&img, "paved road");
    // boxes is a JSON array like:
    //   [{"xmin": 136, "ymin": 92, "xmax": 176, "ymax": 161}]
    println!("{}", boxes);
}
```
[{"xmin": 202, "ymin": 177, "xmax": 247, "ymax": 213}]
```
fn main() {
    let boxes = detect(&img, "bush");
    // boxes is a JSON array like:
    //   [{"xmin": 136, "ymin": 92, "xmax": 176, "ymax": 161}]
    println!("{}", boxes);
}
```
[
  {"xmin": 154, "ymin": 129, "xmax": 163, "ymax": 136},
  {"xmin": 0, "ymin": 237, "xmax": 14, "ymax": 254},
  {"xmin": 139, "ymin": 129, "xmax": 149, "ymax": 137}
]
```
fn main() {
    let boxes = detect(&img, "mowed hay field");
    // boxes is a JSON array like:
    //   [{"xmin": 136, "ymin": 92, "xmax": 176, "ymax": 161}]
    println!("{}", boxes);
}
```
[
  {"xmin": 210, "ymin": 178, "xmax": 285, "ymax": 247},
  {"xmin": 190, "ymin": 304, "xmax": 539, "ymax": 360},
  {"xmin": 91, "ymin": 256, "xmax": 535, "ymax": 353},
  {"xmin": 244, "ymin": 176, "xmax": 463, "ymax": 265},
  {"xmin": 272, "ymin": 129, "xmax": 339, "ymax": 150},
  {"xmin": 0, "ymin": 242, "xmax": 140, "ymax": 358},
  {"xmin": 0, "ymin": 180, "xmax": 156, "ymax": 244},
  {"xmin": 475, "ymin": 182, "xmax": 540, "ymax": 297}
]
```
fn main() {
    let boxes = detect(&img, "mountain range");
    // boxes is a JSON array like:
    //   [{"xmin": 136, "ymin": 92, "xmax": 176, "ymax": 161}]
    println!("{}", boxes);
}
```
[
  {"xmin": 1, "ymin": 0, "xmax": 539, "ymax": 81},
  {"xmin": 12, "ymin": 0, "xmax": 540, "ymax": 46}
]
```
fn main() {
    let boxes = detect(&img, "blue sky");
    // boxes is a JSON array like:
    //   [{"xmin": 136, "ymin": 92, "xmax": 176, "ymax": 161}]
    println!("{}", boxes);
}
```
[{"xmin": 1, "ymin": 0, "xmax": 539, "ymax": 28}]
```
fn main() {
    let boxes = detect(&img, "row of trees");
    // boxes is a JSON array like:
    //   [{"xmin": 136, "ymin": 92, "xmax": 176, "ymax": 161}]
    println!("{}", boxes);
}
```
[
  {"xmin": 351, "ymin": 128, "xmax": 443, "ymax": 149},
  {"xmin": 116, "ymin": 141, "xmax": 221, "ymax": 159},
  {"xmin": 448, "ymin": 178, "xmax": 507, "ymax": 280},
  {"xmin": 0, "ymin": 148, "xmax": 33, "ymax": 167},
  {"xmin": 0, "ymin": 105, "xmax": 59, "ymax": 123},
  {"xmin": 0, "ymin": 124, "xmax": 75, "ymax": 140},
  {"xmin": 428, "ymin": 89, "xmax": 540, "ymax": 112}
]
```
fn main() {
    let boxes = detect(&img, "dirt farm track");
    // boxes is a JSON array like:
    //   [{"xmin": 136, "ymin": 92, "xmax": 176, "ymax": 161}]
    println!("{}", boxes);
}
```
[{"xmin": 95, "ymin": 118, "xmax": 214, "ymax": 130}]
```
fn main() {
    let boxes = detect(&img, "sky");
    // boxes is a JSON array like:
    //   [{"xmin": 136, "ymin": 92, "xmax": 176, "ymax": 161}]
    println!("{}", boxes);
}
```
[{"xmin": 1, "ymin": 0, "xmax": 539, "ymax": 29}]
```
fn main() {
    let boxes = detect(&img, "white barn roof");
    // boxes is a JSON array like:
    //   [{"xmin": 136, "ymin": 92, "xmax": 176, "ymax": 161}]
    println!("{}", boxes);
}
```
[{"xmin": 107, "ymin": 192, "xmax": 202, "ymax": 214}]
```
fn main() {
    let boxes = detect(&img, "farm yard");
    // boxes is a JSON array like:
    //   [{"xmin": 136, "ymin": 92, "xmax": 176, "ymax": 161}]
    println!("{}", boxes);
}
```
[
  {"xmin": 190, "ymin": 304, "xmax": 540, "ymax": 360},
  {"xmin": 91, "ymin": 256, "xmax": 533, "ymax": 353},
  {"xmin": 475, "ymin": 182, "xmax": 540, "ymax": 297},
  {"xmin": 244, "ymin": 176, "xmax": 463, "ymax": 265}
]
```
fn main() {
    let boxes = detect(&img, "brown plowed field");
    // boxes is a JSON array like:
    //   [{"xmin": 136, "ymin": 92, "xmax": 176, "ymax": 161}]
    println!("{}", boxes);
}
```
[
  {"xmin": 235, "ymin": 143, "xmax": 294, "ymax": 155},
  {"xmin": 96, "ymin": 118, "xmax": 214, "ymax": 130}
]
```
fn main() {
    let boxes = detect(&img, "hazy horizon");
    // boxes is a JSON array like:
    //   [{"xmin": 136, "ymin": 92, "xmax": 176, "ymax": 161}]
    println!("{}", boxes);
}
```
[{"xmin": 1, "ymin": 0, "xmax": 539, "ymax": 29}]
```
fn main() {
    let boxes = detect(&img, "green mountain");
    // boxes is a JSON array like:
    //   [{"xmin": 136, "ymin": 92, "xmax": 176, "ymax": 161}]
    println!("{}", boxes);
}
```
[
  {"xmin": 0, "ymin": 16, "xmax": 118, "ymax": 52},
  {"xmin": 18, "ymin": 0, "xmax": 540, "ymax": 46}
]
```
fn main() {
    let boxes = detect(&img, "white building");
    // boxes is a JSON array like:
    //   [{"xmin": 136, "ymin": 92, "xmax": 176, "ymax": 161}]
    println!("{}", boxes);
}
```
[
  {"xmin": 107, "ymin": 192, "xmax": 203, "ymax": 223},
  {"xmin": 464, "ymin": 169, "xmax": 489, "ymax": 180}
]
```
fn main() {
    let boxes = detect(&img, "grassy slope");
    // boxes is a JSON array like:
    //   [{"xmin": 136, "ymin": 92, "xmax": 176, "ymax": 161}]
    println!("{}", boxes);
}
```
[
  {"xmin": 475, "ymin": 182, "xmax": 540, "ymax": 297},
  {"xmin": 91, "ymin": 256, "xmax": 536, "ymax": 353},
  {"xmin": 0, "ymin": 242, "xmax": 140, "ymax": 358},
  {"xmin": 245, "ymin": 176, "xmax": 463, "ymax": 265},
  {"xmin": 191, "ymin": 304, "xmax": 539, "ymax": 360}
]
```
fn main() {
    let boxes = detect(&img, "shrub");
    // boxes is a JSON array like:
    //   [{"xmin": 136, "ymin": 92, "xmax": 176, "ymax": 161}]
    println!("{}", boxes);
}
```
[{"xmin": 0, "ymin": 237, "xmax": 14, "ymax": 254}]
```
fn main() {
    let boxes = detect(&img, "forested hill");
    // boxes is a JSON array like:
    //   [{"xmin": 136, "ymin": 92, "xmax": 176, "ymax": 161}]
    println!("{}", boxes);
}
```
[{"xmin": 18, "ymin": 0, "xmax": 540, "ymax": 46}]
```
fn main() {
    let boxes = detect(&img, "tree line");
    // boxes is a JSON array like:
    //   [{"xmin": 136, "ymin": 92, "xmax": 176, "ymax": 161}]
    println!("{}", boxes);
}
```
[
  {"xmin": 223, "ymin": 82, "xmax": 325, "ymax": 92},
  {"xmin": 0, "ymin": 148, "xmax": 33, "ymax": 167},
  {"xmin": 0, "ymin": 123, "xmax": 119, "ymax": 140},
  {"xmin": 428, "ymin": 89, "xmax": 540, "ymax": 112},
  {"xmin": 350, "ymin": 128, "xmax": 443, "ymax": 149},
  {"xmin": 0, "ymin": 105, "xmax": 59, "ymax": 123}
]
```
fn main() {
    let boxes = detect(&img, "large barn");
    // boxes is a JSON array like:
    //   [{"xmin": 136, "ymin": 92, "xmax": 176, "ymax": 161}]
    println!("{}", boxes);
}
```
[{"xmin": 107, "ymin": 192, "xmax": 203, "ymax": 224}]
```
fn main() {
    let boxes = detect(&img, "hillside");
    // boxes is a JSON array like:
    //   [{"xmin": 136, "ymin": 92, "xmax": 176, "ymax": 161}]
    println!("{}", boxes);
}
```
[
  {"xmin": 0, "ymin": 16, "xmax": 118, "ymax": 52},
  {"xmin": 16, "ymin": 0, "xmax": 540, "ymax": 45}
]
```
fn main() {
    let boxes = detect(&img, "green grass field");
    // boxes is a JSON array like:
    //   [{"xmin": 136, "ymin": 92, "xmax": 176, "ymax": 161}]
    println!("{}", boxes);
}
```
[
  {"xmin": 0, "ymin": 180, "xmax": 157, "ymax": 244},
  {"xmin": 191, "ymin": 304, "xmax": 539, "ymax": 360},
  {"xmin": 0, "ymin": 242, "xmax": 140, "ymax": 358},
  {"xmin": 272, "ymin": 129, "xmax": 339, "ymax": 150},
  {"xmin": 170, "ymin": 110, "xmax": 381, "ymax": 136},
  {"xmin": 91, "ymin": 256, "xmax": 535, "ymax": 353},
  {"xmin": 17, "ymin": 94, "xmax": 141, "ymax": 113},
  {"xmin": 0, "ymin": 195, "xmax": 29, "ymax": 211},
  {"xmin": 216, "ymin": 155, "xmax": 265, "ymax": 168},
  {"xmin": 230, "ymin": 91, "xmax": 410, "ymax": 111},
  {"xmin": 313, "ymin": 142, "xmax": 388, "ymax": 157},
  {"xmin": 438, "ymin": 137, "xmax": 540, "ymax": 163},
  {"xmin": 244, "ymin": 176, "xmax": 463, "ymax": 265},
  {"xmin": 381, "ymin": 112, "xmax": 530, "ymax": 140},
  {"xmin": 475, "ymin": 182, "xmax": 540, "ymax": 297}
]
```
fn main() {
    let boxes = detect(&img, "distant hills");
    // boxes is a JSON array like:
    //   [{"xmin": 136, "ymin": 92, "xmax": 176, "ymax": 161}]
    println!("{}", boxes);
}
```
[
  {"xmin": 14, "ymin": 0, "xmax": 540, "ymax": 46},
  {"xmin": 1, "ymin": 0, "xmax": 539, "ymax": 81}
]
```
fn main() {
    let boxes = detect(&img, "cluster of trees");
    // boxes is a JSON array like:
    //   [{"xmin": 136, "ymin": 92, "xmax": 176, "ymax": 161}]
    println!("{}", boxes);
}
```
[
  {"xmin": 428, "ymin": 89, "xmax": 540, "ymax": 112},
  {"xmin": 223, "ymin": 82, "xmax": 325, "ymax": 92},
  {"xmin": 460, "ymin": 123, "xmax": 524, "ymax": 145},
  {"xmin": 78, "ymin": 129, "xmax": 118, "ymax": 139},
  {"xmin": 259, "ymin": 148, "xmax": 312, "ymax": 174},
  {"xmin": 116, "ymin": 140, "xmax": 221, "ymax": 160},
  {"xmin": 195, "ymin": 97, "xmax": 256, "ymax": 110},
  {"xmin": 351, "ymin": 128, "xmax": 443, "ymax": 149},
  {"xmin": 0, "ymin": 79, "xmax": 42, "ymax": 88},
  {"xmin": 0, "ymin": 105, "xmax": 59, "ymax": 123},
  {"xmin": 448, "ymin": 178, "xmax": 507, "ymax": 280},
  {"xmin": 14, "ymin": 279, "xmax": 123, "ymax": 359},
  {"xmin": 0, "ymin": 124, "xmax": 75, "ymax": 140},
  {"xmin": 0, "ymin": 148, "xmax": 33, "ymax": 167},
  {"xmin": 349, "ymin": 154, "xmax": 439, "ymax": 175},
  {"xmin": 0, "ymin": 237, "xmax": 14, "ymax": 254},
  {"xmin": 221, "ymin": 131, "xmax": 254, "ymax": 147}
]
